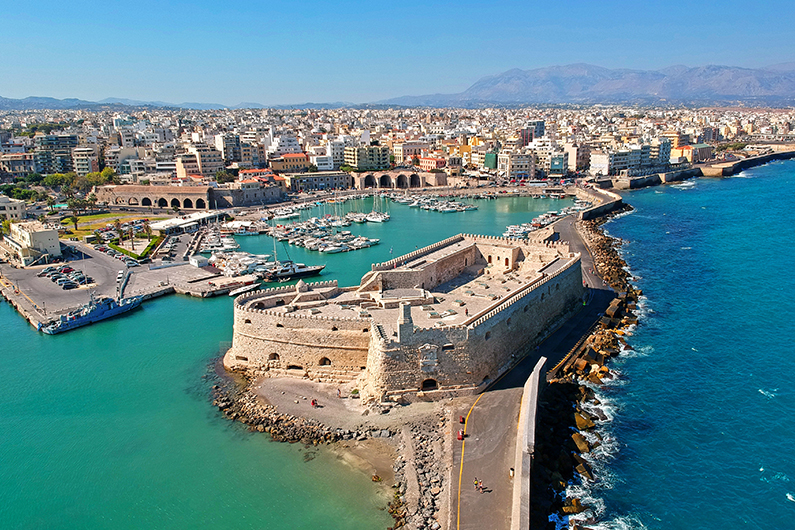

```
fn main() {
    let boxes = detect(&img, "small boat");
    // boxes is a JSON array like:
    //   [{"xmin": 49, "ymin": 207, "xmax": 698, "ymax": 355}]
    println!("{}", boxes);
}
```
[{"xmin": 229, "ymin": 283, "xmax": 261, "ymax": 297}]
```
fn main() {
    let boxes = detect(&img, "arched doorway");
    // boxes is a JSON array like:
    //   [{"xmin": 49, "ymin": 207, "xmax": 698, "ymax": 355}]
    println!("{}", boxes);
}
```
[
  {"xmin": 410, "ymin": 174, "xmax": 421, "ymax": 188},
  {"xmin": 268, "ymin": 353, "xmax": 280, "ymax": 360},
  {"xmin": 183, "ymin": 198, "xmax": 193, "ymax": 209},
  {"xmin": 363, "ymin": 174, "xmax": 376, "ymax": 188},
  {"xmin": 318, "ymin": 357, "xmax": 331, "ymax": 366},
  {"xmin": 396, "ymin": 174, "xmax": 408, "ymax": 188},
  {"xmin": 141, "ymin": 197, "xmax": 152, "ymax": 206},
  {"xmin": 115, "ymin": 197, "xmax": 124, "ymax": 204},
  {"xmin": 157, "ymin": 198, "xmax": 167, "ymax": 208},
  {"xmin": 379, "ymin": 175, "xmax": 391, "ymax": 188},
  {"xmin": 128, "ymin": 197, "xmax": 139, "ymax": 205},
  {"xmin": 195, "ymin": 198, "xmax": 206, "ymax": 209},
  {"xmin": 170, "ymin": 198, "xmax": 180, "ymax": 209},
  {"xmin": 421, "ymin": 379, "xmax": 438, "ymax": 391}
]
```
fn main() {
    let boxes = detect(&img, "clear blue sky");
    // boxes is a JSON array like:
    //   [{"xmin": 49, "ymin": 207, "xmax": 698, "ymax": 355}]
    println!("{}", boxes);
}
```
[{"xmin": 1, "ymin": 0, "xmax": 793, "ymax": 105}]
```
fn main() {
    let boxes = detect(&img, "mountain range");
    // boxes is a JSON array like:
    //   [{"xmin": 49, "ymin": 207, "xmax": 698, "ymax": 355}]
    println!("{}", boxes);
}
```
[{"xmin": 3, "ymin": 63, "xmax": 795, "ymax": 110}]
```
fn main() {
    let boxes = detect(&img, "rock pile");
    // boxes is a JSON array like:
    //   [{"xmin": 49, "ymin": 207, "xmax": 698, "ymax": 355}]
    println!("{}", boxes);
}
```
[{"xmin": 388, "ymin": 415, "xmax": 448, "ymax": 530}]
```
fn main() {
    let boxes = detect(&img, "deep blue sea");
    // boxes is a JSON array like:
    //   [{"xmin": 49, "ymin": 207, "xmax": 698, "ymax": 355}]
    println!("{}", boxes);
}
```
[{"xmin": 570, "ymin": 161, "xmax": 795, "ymax": 529}]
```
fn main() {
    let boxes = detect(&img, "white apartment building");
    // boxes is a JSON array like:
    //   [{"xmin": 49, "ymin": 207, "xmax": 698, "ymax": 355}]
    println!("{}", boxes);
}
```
[
  {"xmin": 310, "ymin": 154, "xmax": 334, "ymax": 171},
  {"xmin": 497, "ymin": 151, "xmax": 535, "ymax": 179},
  {"xmin": 72, "ymin": 146, "xmax": 99, "ymax": 176},
  {"xmin": 267, "ymin": 136, "xmax": 302, "ymax": 158},
  {"xmin": 0, "ymin": 196, "xmax": 26, "ymax": 220}
]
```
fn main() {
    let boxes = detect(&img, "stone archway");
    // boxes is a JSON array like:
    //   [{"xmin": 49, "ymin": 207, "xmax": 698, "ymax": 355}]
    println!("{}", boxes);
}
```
[
  {"xmin": 379, "ymin": 174, "xmax": 392, "ymax": 188},
  {"xmin": 157, "ymin": 198, "xmax": 168, "ymax": 208},
  {"xmin": 318, "ymin": 357, "xmax": 331, "ymax": 366},
  {"xmin": 183, "ymin": 198, "xmax": 193, "ymax": 209},
  {"xmin": 364, "ymin": 174, "xmax": 376, "ymax": 188},
  {"xmin": 170, "ymin": 198, "xmax": 180, "ymax": 209},
  {"xmin": 268, "ymin": 353, "xmax": 280, "ymax": 360},
  {"xmin": 142, "ymin": 197, "xmax": 152, "ymax": 206},
  {"xmin": 410, "ymin": 174, "xmax": 421, "ymax": 188},
  {"xmin": 421, "ymin": 378, "xmax": 438, "ymax": 391},
  {"xmin": 128, "ymin": 197, "xmax": 139, "ymax": 205},
  {"xmin": 195, "ymin": 198, "xmax": 206, "ymax": 209},
  {"xmin": 396, "ymin": 174, "xmax": 408, "ymax": 188},
  {"xmin": 115, "ymin": 197, "xmax": 124, "ymax": 204}
]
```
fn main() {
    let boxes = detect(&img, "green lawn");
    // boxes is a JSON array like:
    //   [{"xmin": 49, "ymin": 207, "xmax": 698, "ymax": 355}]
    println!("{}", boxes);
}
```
[{"xmin": 61, "ymin": 213, "xmax": 169, "ymax": 238}]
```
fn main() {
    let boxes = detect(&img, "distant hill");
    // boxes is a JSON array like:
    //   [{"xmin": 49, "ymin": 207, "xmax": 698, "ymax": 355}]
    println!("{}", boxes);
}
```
[
  {"xmin": 379, "ymin": 63, "xmax": 795, "ymax": 106},
  {"xmin": 0, "ymin": 96, "xmax": 358, "ymax": 111},
  {"xmin": 4, "ymin": 63, "xmax": 795, "ymax": 110}
]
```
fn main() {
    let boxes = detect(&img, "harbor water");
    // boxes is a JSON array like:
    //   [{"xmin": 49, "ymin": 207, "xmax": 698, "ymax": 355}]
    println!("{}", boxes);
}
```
[
  {"xmin": 573, "ymin": 161, "xmax": 795, "ymax": 528},
  {"xmin": 0, "ymin": 194, "xmax": 569, "ymax": 529}
]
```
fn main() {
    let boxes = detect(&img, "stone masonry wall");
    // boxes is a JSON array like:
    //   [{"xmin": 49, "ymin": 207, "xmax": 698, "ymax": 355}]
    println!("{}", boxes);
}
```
[{"xmin": 363, "ymin": 257, "xmax": 584, "ymax": 400}]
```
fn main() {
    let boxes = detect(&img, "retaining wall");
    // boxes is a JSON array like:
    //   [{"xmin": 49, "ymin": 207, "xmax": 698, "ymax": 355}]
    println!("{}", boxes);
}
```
[{"xmin": 511, "ymin": 356, "xmax": 547, "ymax": 530}]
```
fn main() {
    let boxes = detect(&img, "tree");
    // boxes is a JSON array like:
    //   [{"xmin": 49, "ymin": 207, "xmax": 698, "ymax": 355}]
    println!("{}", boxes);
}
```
[
  {"xmin": 143, "ymin": 220, "xmax": 152, "ymax": 241},
  {"xmin": 172, "ymin": 205, "xmax": 181, "ymax": 216},
  {"xmin": 215, "ymin": 170, "xmax": 236, "ymax": 184},
  {"xmin": 67, "ymin": 215, "xmax": 79, "ymax": 232},
  {"xmin": 411, "ymin": 156, "xmax": 420, "ymax": 167},
  {"xmin": 128, "ymin": 226, "xmax": 135, "ymax": 251},
  {"xmin": 87, "ymin": 193, "xmax": 97, "ymax": 213},
  {"xmin": 1, "ymin": 219, "xmax": 11, "ymax": 235},
  {"xmin": 46, "ymin": 196, "xmax": 56, "ymax": 212},
  {"xmin": 307, "ymin": 164, "xmax": 318, "ymax": 173},
  {"xmin": 113, "ymin": 219, "xmax": 123, "ymax": 242}
]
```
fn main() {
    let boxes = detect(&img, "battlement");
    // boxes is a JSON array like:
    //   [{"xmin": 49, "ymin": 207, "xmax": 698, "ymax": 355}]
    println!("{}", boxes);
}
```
[
  {"xmin": 235, "ymin": 280, "xmax": 339, "ymax": 309},
  {"xmin": 371, "ymin": 234, "xmax": 465, "ymax": 271}
]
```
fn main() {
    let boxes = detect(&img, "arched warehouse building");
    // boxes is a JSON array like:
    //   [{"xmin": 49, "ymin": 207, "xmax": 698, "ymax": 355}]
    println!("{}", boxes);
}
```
[{"xmin": 94, "ymin": 185, "xmax": 211, "ymax": 210}]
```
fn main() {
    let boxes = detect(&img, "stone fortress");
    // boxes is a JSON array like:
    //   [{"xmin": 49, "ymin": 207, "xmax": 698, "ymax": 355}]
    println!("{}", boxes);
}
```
[{"xmin": 224, "ymin": 229, "xmax": 585, "ymax": 402}]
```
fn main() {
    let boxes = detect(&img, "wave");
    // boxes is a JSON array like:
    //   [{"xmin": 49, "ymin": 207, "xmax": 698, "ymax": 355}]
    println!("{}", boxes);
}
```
[
  {"xmin": 670, "ymin": 181, "xmax": 696, "ymax": 190},
  {"xmin": 758, "ymin": 388, "xmax": 779, "ymax": 399},
  {"xmin": 576, "ymin": 514, "xmax": 651, "ymax": 530}
]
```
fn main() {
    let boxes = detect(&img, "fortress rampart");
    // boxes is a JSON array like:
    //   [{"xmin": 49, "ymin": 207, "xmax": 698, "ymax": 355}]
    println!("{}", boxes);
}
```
[{"xmin": 224, "ymin": 234, "xmax": 585, "ymax": 401}]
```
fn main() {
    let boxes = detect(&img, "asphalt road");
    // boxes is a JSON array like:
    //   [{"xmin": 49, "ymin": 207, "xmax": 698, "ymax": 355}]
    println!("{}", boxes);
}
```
[{"xmin": 451, "ymin": 215, "xmax": 614, "ymax": 530}]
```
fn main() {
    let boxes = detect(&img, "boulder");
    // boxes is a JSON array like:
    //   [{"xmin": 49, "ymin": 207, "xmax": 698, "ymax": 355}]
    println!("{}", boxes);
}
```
[
  {"xmin": 574, "ymin": 412, "xmax": 595, "ymax": 430},
  {"xmin": 571, "ymin": 433, "xmax": 591, "ymax": 453}
]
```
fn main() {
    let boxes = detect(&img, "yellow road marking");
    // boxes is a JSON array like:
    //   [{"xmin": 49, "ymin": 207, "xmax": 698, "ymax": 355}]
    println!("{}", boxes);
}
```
[{"xmin": 456, "ymin": 391, "xmax": 484, "ymax": 530}]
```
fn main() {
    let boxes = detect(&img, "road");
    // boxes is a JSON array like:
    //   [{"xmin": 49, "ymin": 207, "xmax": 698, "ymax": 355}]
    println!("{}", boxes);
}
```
[{"xmin": 451, "ymin": 215, "xmax": 614, "ymax": 530}]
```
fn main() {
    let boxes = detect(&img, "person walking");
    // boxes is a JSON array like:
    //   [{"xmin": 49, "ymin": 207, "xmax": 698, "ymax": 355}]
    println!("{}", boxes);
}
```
[
  {"xmin": 473, "ymin": 477, "xmax": 478, "ymax": 490},
  {"xmin": 478, "ymin": 480, "xmax": 484, "ymax": 494}
]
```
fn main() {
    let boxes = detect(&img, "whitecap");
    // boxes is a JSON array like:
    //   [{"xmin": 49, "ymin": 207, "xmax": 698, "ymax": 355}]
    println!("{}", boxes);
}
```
[
  {"xmin": 580, "ymin": 514, "xmax": 650, "ymax": 529},
  {"xmin": 758, "ymin": 388, "xmax": 778, "ymax": 398},
  {"xmin": 680, "ymin": 246, "xmax": 692, "ymax": 250}
]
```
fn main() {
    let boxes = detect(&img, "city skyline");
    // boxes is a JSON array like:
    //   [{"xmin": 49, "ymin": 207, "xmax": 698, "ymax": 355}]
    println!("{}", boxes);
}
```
[{"xmin": 2, "ymin": 0, "xmax": 794, "ymax": 105}]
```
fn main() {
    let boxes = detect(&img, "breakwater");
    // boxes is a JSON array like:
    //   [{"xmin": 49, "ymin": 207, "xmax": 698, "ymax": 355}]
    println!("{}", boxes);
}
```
[{"xmin": 528, "ymin": 205, "xmax": 641, "ymax": 528}]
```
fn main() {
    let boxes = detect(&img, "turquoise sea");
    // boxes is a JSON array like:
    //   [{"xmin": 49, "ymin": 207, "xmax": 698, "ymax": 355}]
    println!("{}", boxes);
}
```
[
  {"xmin": 0, "ymin": 193, "xmax": 569, "ymax": 529},
  {"xmin": 571, "ymin": 161, "xmax": 795, "ymax": 529}
]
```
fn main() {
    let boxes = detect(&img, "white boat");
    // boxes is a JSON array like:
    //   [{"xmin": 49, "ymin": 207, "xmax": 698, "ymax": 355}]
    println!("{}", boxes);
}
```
[{"xmin": 229, "ymin": 283, "xmax": 261, "ymax": 297}]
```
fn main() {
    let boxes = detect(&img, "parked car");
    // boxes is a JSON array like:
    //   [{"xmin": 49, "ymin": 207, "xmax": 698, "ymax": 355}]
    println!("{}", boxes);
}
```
[{"xmin": 61, "ymin": 282, "xmax": 78, "ymax": 290}]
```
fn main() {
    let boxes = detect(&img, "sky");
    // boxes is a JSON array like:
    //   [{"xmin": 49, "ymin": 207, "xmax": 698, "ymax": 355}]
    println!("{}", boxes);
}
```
[{"xmin": 1, "ymin": 0, "xmax": 793, "ymax": 105}]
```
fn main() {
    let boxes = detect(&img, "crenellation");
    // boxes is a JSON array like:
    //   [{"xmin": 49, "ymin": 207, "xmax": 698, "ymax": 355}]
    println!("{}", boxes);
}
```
[{"xmin": 225, "ymin": 233, "xmax": 585, "ymax": 402}]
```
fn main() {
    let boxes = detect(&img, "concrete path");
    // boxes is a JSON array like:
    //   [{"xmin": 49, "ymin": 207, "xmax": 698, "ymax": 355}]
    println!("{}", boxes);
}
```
[{"xmin": 450, "ymin": 215, "xmax": 614, "ymax": 530}]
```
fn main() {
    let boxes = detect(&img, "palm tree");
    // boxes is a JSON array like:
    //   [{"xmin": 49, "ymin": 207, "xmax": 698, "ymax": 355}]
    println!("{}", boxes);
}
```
[
  {"xmin": 87, "ymin": 193, "xmax": 97, "ymax": 213},
  {"xmin": 68, "ymin": 215, "xmax": 79, "ymax": 232},
  {"xmin": 113, "ymin": 219, "xmax": 123, "ymax": 243},
  {"xmin": 143, "ymin": 220, "xmax": 152, "ymax": 241},
  {"xmin": 46, "ymin": 196, "xmax": 56, "ymax": 212},
  {"xmin": 128, "ymin": 226, "xmax": 135, "ymax": 251}
]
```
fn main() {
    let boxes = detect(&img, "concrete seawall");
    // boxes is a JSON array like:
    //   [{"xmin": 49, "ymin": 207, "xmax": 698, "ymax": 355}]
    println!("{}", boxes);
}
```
[
  {"xmin": 511, "ymin": 356, "xmax": 547, "ymax": 530},
  {"xmin": 701, "ymin": 149, "xmax": 795, "ymax": 177}
]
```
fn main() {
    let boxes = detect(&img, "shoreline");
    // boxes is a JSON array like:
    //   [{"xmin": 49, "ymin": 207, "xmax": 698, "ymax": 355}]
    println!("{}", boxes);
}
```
[
  {"xmin": 212, "ymin": 369, "xmax": 456, "ymax": 529},
  {"xmin": 531, "ymin": 205, "xmax": 642, "ymax": 528}
]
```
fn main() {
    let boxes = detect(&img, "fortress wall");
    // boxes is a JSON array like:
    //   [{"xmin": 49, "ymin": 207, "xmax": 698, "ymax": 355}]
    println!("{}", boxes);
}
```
[
  {"xmin": 371, "ymin": 234, "xmax": 465, "ymax": 271},
  {"xmin": 365, "ymin": 257, "xmax": 584, "ymax": 399},
  {"xmin": 225, "ymin": 308, "xmax": 371, "ymax": 377}
]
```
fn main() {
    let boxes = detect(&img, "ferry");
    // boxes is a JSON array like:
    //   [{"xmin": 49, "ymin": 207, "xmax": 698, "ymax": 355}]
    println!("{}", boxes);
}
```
[{"xmin": 39, "ymin": 294, "xmax": 142, "ymax": 334}]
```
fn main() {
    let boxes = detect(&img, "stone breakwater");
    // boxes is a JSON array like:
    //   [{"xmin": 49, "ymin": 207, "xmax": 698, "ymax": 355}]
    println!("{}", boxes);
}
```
[
  {"xmin": 535, "ymin": 206, "xmax": 641, "ymax": 529},
  {"xmin": 389, "ymin": 416, "xmax": 450, "ymax": 530},
  {"xmin": 212, "ymin": 382, "xmax": 344, "ymax": 444}
]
